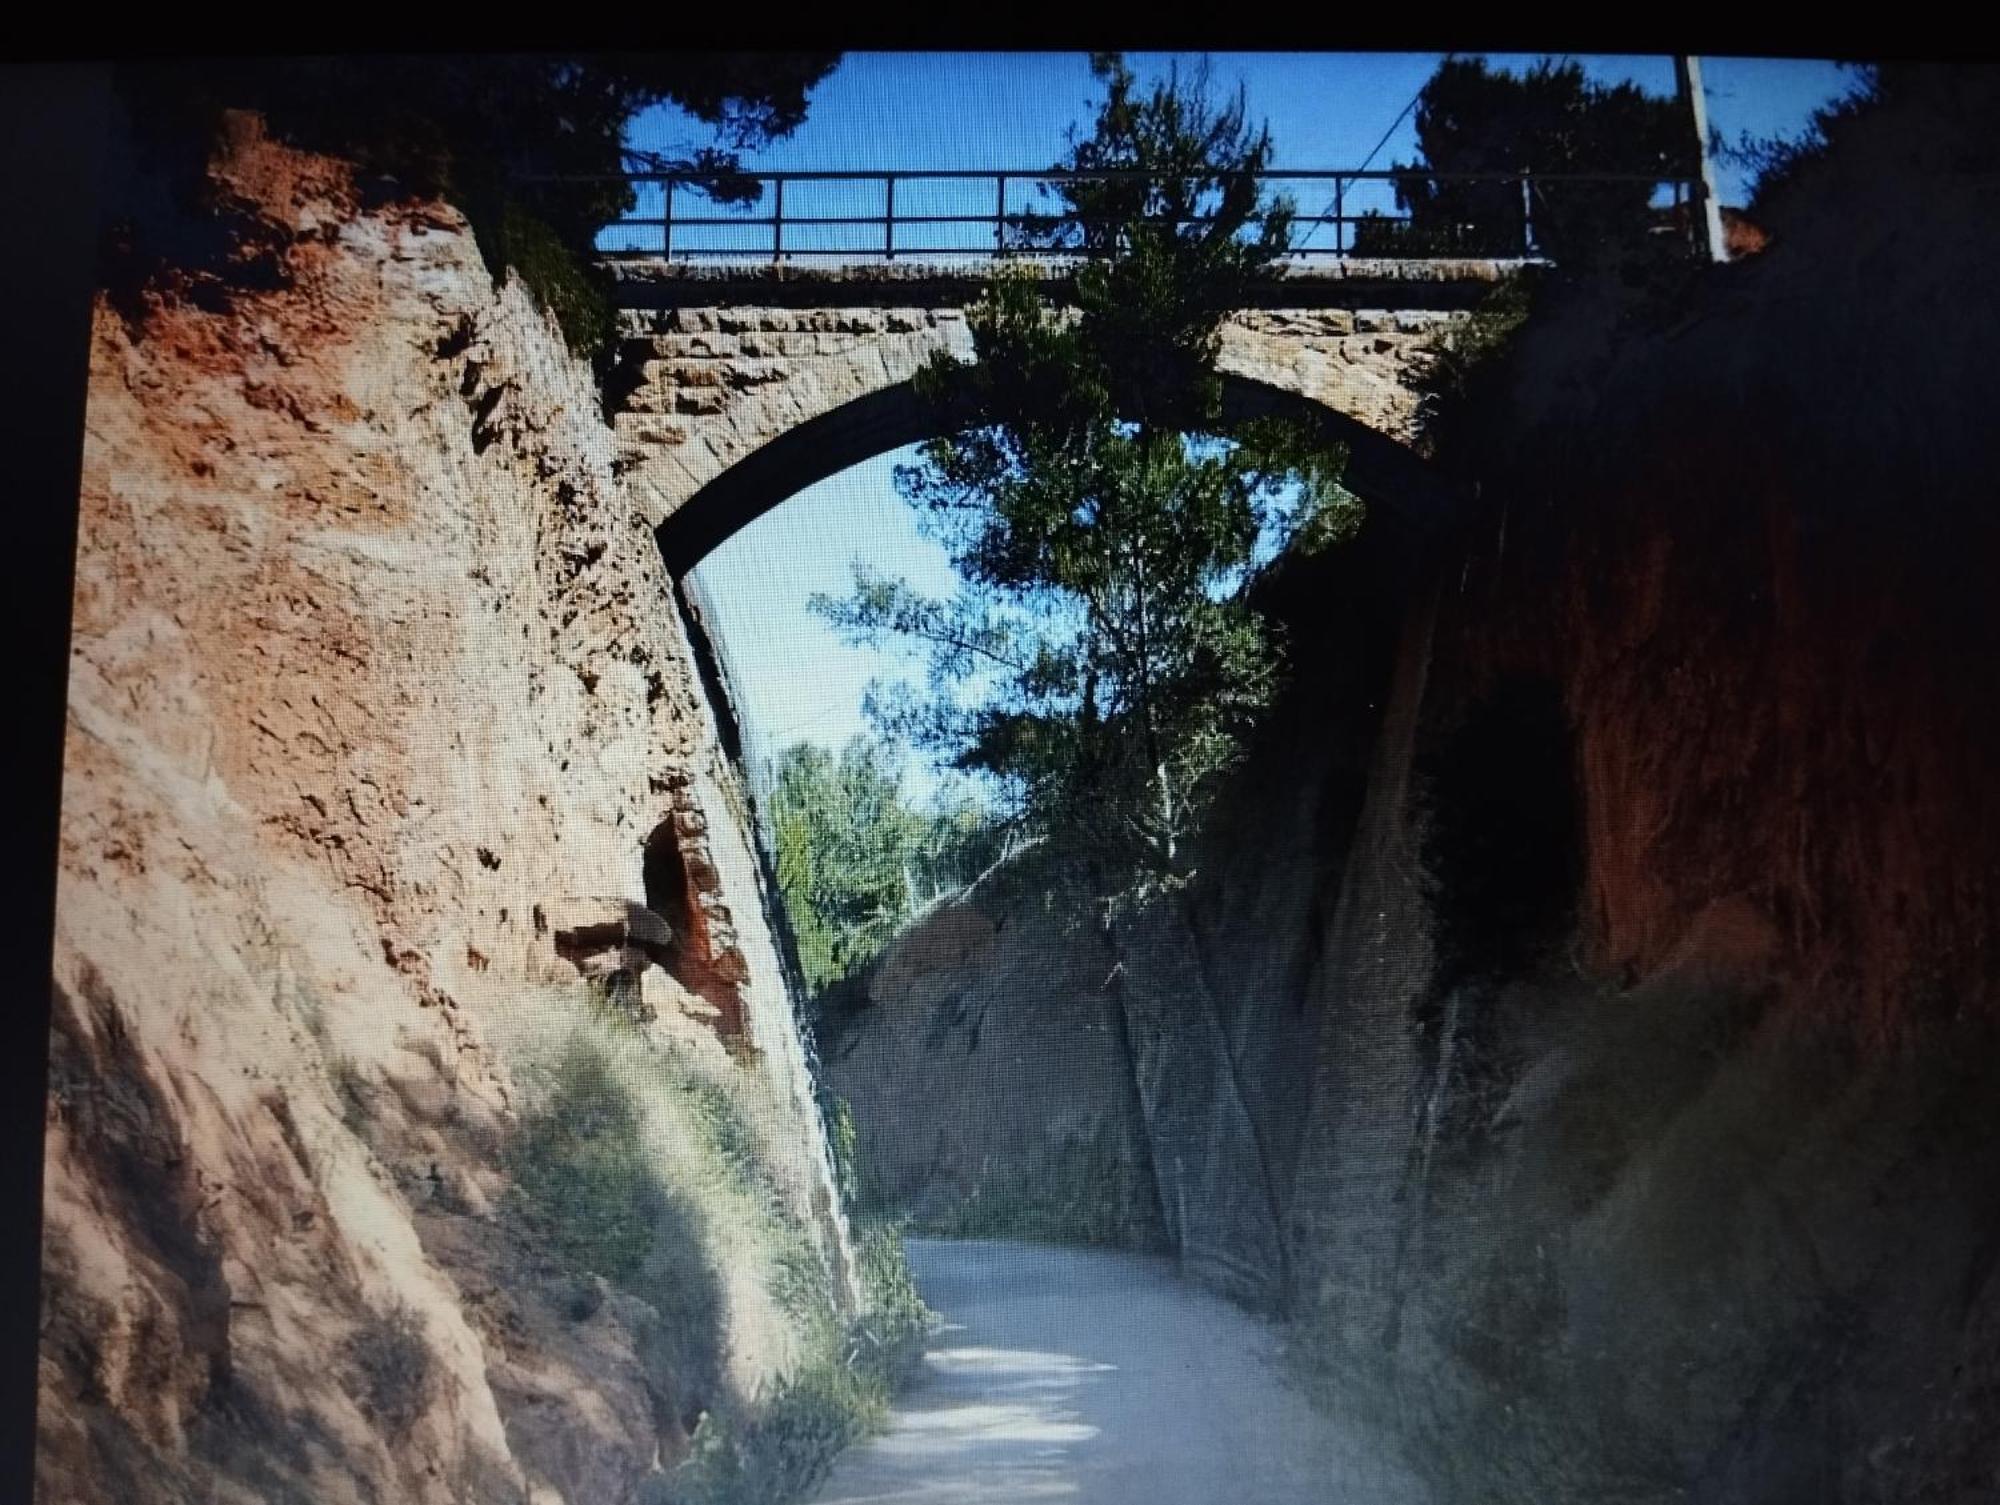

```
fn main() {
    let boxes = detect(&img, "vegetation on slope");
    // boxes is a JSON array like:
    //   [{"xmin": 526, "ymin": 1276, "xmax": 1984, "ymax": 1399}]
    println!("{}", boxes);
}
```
[
  {"xmin": 766, "ymin": 737, "xmax": 1004, "ymax": 997},
  {"xmin": 499, "ymin": 987, "xmax": 931, "ymax": 1505},
  {"xmin": 107, "ymin": 53, "xmax": 839, "ymax": 370}
]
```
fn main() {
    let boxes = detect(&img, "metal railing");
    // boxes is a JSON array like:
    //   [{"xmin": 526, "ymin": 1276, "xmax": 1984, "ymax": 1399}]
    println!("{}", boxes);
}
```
[{"xmin": 520, "ymin": 167, "xmax": 1708, "ymax": 264}]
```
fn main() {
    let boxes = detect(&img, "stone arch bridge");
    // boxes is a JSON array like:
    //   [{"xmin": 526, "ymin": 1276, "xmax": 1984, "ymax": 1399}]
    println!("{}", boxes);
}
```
[{"xmin": 603, "ymin": 259, "xmax": 1511, "ymax": 576}]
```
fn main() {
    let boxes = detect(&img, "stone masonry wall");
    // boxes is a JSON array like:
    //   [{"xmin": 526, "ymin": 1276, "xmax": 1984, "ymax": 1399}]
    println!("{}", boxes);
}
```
[{"xmin": 612, "ymin": 300, "xmax": 1464, "ymax": 531}]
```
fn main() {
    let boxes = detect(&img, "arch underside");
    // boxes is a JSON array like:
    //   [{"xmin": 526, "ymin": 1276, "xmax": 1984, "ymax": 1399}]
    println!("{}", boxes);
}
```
[{"xmin": 654, "ymin": 375, "xmax": 1460, "ymax": 578}]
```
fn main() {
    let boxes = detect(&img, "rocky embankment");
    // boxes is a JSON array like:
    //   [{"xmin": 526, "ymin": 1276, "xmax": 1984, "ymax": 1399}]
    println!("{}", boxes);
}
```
[
  {"xmin": 825, "ymin": 69, "xmax": 2000, "ymax": 1501},
  {"xmin": 818, "ymin": 873, "xmax": 1164, "ymax": 1250},
  {"xmin": 42, "ymin": 113, "xmax": 854, "ymax": 1505}
]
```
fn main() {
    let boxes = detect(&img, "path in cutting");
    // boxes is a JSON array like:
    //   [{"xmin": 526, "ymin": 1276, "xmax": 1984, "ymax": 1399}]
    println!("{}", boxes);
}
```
[{"xmin": 812, "ymin": 1238, "xmax": 1426, "ymax": 1504}]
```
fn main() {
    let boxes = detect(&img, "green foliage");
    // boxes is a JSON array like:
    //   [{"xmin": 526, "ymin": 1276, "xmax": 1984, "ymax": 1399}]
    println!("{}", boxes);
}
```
[
  {"xmin": 768, "ymin": 737, "xmax": 1004, "ymax": 994},
  {"xmin": 647, "ymin": 1360, "xmax": 881, "ymax": 1505},
  {"xmin": 648, "ymin": 1223, "xmax": 933, "ymax": 1505},
  {"xmin": 815, "ymin": 55, "xmax": 1352, "ymax": 903},
  {"xmin": 1717, "ymin": 65, "xmax": 1882, "ymax": 218},
  {"xmin": 473, "ymin": 198, "xmax": 620, "ymax": 363},
  {"xmin": 851, "ymin": 1222, "xmax": 934, "ymax": 1386},
  {"xmin": 111, "ymin": 54, "xmax": 838, "ymax": 368},
  {"xmin": 823, "ymin": 1094, "xmax": 862, "ymax": 1209},
  {"xmin": 497, "ymin": 998, "xmax": 925, "ymax": 1505},
  {"xmin": 1352, "ymin": 57, "xmax": 1692, "ymax": 262}
]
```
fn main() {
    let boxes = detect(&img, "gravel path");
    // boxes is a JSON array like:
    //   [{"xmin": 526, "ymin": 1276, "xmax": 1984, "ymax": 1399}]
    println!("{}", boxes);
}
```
[{"xmin": 811, "ymin": 1238, "xmax": 1426, "ymax": 1504}]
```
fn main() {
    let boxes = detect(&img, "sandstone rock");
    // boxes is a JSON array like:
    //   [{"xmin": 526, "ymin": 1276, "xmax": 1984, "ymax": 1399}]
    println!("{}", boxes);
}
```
[
  {"xmin": 548, "ymin": 896, "xmax": 676, "ymax": 972},
  {"xmin": 48, "ymin": 114, "xmax": 857, "ymax": 1505}
]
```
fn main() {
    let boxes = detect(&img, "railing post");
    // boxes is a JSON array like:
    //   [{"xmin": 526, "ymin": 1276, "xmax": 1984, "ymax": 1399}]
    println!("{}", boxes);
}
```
[
  {"xmin": 885, "ymin": 174, "xmax": 896, "ymax": 261},
  {"xmin": 996, "ymin": 173, "xmax": 1007, "ymax": 255},
  {"xmin": 1334, "ymin": 179, "xmax": 1344, "ymax": 257},
  {"xmin": 662, "ymin": 178, "xmax": 674, "ymax": 260},
  {"xmin": 773, "ymin": 177, "xmax": 785, "ymax": 266},
  {"xmin": 1520, "ymin": 171, "xmax": 1534, "ymax": 256}
]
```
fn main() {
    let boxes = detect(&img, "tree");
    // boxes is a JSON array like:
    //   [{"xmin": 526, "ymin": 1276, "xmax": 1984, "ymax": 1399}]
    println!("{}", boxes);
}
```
[
  {"xmin": 815, "ymin": 55, "xmax": 1356, "ymax": 900},
  {"xmin": 766, "ymin": 738, "xmax": 1001, "ymax": 993},
  {"xmin": 110, "ymin": 53, "xmax": 840, "ymax": 363},
  {"xmin": 1717, "ymin": 64, "xmax": 1883, "ymax": 220},
  {"xmin": 1352, "ymin": 57, "xmax": 1692, "ymax": 262},
  {"xmin": 770, "ymin": 739, "xmax": 916, "ymax": 994}
]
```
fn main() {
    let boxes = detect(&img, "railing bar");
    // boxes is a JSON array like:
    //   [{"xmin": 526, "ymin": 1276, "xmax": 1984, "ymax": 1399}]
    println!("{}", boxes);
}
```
[
  {"xmin": 630, "ymin": 211, "xmax": 1421, "ymax": 230},
  {"xmin": 536, "ymin": 167, "xmax": 1695, "ymax": 186},
  {"xmin": 585, "ymin": 163, "xmax": 1704, "ymax": 265},
  {"xmin": 653, "ymin": 214, "xmax": 1019, "ymax": 227},
  {"xmin": 597, "ymin": 243, "xmax": 1502, "ymax": 258}
]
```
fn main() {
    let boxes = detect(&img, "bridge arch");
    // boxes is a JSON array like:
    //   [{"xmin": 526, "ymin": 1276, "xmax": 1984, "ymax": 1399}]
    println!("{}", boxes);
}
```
[
  {"xmin": 606, "ymin": 273, "xmax": 1489, "ymax": 576},
  {"xmin": 650, "ymin": 372, "xmax": 1459, "ymax": 576}
]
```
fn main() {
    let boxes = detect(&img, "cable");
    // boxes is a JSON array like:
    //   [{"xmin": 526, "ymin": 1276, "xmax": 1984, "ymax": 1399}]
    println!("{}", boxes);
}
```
[{"xmin": 1301, "ymin": 53, "xmax": 1451, "ymax": 251}]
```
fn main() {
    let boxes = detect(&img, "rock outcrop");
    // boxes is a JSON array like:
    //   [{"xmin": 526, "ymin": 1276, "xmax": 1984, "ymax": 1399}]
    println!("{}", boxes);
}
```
[
  {"xmin": 42, "ymin": 112, "xmax": 853, "ymax": 1505},
  {"xmin": 819, "ymin": 872, "xmax": 1164, "ymax": 1251}
]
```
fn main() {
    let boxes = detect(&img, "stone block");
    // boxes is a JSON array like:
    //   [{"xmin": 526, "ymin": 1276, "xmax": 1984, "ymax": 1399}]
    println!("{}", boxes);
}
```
[{"xmin": 547, "ymin": 896, "xmax": 676, "ymax": 968}]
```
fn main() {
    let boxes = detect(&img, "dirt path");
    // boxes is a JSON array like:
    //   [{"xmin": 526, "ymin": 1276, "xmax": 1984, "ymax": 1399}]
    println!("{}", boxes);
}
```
[{"xmin": 812, "ymin": 1238, "xmax": 1426, "ymax": 1504}]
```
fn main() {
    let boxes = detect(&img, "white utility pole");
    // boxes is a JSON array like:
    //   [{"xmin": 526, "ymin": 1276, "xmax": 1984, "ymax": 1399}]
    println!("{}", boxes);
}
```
[{"xmin": 1674, "ymin": 55, "xmax": 1730, "ymax": 263}]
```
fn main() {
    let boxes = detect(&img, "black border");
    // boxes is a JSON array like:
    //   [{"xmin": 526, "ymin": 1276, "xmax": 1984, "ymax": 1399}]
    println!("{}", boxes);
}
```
[{"xmin": 0, "ymin": 61, "xmax": 110, "ymax": 1503}]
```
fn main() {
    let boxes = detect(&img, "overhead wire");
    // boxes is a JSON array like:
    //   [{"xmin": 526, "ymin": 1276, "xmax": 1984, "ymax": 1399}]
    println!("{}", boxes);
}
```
[{"xmin": 1299, "ymin": 53, "xmax": 1452, "ymax": 252}]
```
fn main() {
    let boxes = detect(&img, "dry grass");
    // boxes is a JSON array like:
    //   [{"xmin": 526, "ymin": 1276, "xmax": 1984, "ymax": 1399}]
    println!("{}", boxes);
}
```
[
  {"xmin": 489, "ymin": 982, "xmax": 927, "ymax": 1504},
  {"xmin": 347, "ymin": 1301, "xmax": 434, "ymax": 1438}
]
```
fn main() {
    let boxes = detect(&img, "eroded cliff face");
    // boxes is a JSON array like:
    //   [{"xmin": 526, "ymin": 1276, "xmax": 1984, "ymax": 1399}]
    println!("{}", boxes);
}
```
[
  {"xmin": 42, "ymin": 114, "xmax": 852, "ymax": 1505},
  {"xmin": 827, "ymin": 73, "xmax": 2000, "ymax": 1501}
]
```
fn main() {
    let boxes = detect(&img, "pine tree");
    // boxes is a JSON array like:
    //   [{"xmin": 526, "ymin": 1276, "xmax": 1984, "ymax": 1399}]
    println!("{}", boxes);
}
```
[
  {"xmin": 1353, "ymin": 56, "xmax": 1693, "ymax": 261},
  {"xmin": 816, "ymin": 55, "xmax": 1356, "ymax": 900}
]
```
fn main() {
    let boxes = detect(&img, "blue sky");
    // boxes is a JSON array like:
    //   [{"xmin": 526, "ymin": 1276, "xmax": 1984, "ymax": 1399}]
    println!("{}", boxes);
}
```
[{"xmin": 666, "ymin": 53, "xmax": 1862, "ymax": 799}]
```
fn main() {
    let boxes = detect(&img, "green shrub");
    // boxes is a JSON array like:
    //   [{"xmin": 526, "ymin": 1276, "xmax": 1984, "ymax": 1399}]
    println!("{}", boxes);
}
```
[
  {"xmin": 644, "ymin": 1358, "xmax": 880, "ymax": 1505},
  {"xmin": 851, "ymin": 1222, "xmax": 934, "ymax": 1388},
  {"xmin": 823, "ymin": 1094, "xmax": 861, "ymax": 1209},
  {"xmin": 471, "ymin": 198, "xmax": 620, "ymax": 366},
  {"xmin": 645, "ymin": 1223, "xmax": 933, "ymax": 1505},
  {"xmin": 502, "ymin": 1001, "xmax": 932, "ymax": 1505}
]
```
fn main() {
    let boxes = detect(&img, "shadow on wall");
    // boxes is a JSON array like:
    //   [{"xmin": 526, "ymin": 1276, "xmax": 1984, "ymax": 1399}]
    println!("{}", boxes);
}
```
[{"xmin": 1417, "ymin": 675, "xmax": 1582, "ymax": 995}]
